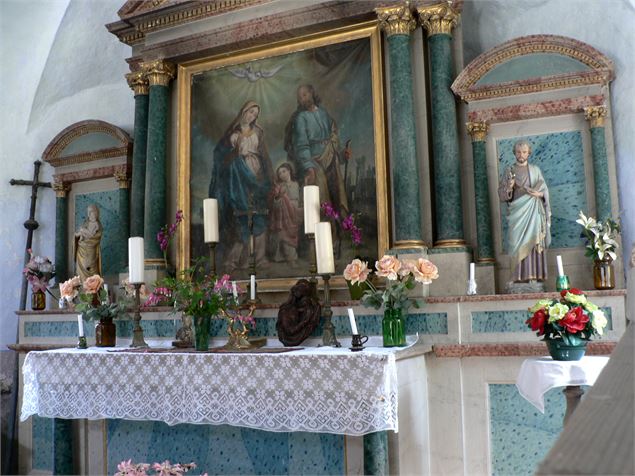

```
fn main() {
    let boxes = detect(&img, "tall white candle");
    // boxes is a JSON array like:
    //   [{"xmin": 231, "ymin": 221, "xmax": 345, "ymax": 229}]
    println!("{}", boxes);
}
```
[
  {"xmin": 77, "ymin": 314, "xmax": 84, "ymax": 337},
  {"xmin": 250, "ymin": 275, "xmax": 256, "ymax": 300},
  {"xmin": 128, "ymin": 237, "xmax": 145, "ymax": 283},
  {"xmin": 556, "ymin": 255, "xmax": 564, "ymax": 277},
  {"xmin": 347, "ymin": 308, "xmax": 358, "ymax": 335},
  {"xmin": 232, "ymin": 281, "xmax": 238, "ymax": 299},
  {"xmin": 303, "ymin": 186, "xmax": 320, "ymax": 234},
  {"xmin": 203, "ymin": 198, "xmax": 219, "ymax": 243},
  {"xmin": 469, "ymin": 262, "xmax": 475, "ymax": 282},
  {"xmin": 315, "ymin": 222, "xmax": 335, "ymax": 274}
]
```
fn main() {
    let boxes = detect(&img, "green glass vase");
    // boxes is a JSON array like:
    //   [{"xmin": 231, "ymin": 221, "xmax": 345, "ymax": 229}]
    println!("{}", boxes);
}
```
[
  {"xmin": 382, "ymin": 309, "xmax": 395, "ymax": 347},
  {"xmin": 382, "ymin": 308, "xmax": 406, "ymax": 347},
  {"xmin": 193, "ymin": 314, "xmax": 210, "ymax": 351},
  {"xmin": 546, "ymin": 338, "xmax": 587, "ymax": 361}
]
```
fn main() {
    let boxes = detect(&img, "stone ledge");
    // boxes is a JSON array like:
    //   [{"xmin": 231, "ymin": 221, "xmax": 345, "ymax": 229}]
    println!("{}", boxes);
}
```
[{"xmin": 432, "ymin": 341, "xmax": 616, "ymax": 358}]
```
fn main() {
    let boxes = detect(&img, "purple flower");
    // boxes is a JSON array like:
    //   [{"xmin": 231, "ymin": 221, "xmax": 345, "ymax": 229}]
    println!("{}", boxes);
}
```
[
  {"xmin": 321, "ymin": 202, "xmax": 339, "ymax": 220},
  {"xmin": 342, "ymin": 214, "xmax": 354, "ymax": 231}
]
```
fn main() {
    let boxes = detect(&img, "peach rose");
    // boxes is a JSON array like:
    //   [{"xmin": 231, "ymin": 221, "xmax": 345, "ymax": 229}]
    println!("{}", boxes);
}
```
[
  {"xmin": 343, "ymin": 259, "xmax": 371, "ymax": 285},
  {"xmin": 375, "ymin": 255, "xmax": 401, "ymax": 280},
  {"xmin": 410, "ymin": 258, "xmax": 439, "ymax": 284},
  {"xmin": 59, "ymin": 276, "xmax": 81, "ymax": 299},
  {"xmin": 83, "ymin": 274, "xmax": 104, "ymax": 294}
]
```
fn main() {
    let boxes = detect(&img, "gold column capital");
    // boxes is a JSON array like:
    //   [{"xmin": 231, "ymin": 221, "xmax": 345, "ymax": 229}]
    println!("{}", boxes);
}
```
[
  {"xmin": 52, "ymin": 181, "xmax": 70, "ymax": 198},
  {"xmin": 583, "ymin": 105, "xmax": 607, "ymax": 128},
  {"xmin": 466, "ymin": 122, "xmax": 489, "ymax": 141},
  {"xmin": 142, "ymin": 60, "xmax": 176, "ymax": 87},
  {"xmin": 114, "ymin": 170, "xmax": 130, "ymax": 189},
  {"xmin": 417, "ymin": 2, "xmax": 460, "ymax": 37},
  {"xmin": 125, "ymin": 70, "xmax": 149, "ymax": 95},
  {"xmin": 376, "ymin": 4, "xmax": 417, "ymax": 37}
]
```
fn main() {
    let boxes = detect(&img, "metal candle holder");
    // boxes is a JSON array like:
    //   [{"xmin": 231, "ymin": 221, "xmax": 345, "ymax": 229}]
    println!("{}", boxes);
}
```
[
  {"xmin": 320, "ymin": 274, "xmax": 341, "ymax": 347},
  {"xmin": 77, "ymin": 336, "xmax": 87, "ymax": 349},
  {"xmin": 307, "ymin": 233, "xmax": 318, "ymax": 299},
  {"xmin": 556, "ymin": 275, "xmax": 571, "ymax": 292},
  {"xmin": 208, "ymin": 242, "xmax": 217, "ymax": 276},
  {"xmin": 130, "ymin": 283, "xmax": 149, "ymax": 348}
]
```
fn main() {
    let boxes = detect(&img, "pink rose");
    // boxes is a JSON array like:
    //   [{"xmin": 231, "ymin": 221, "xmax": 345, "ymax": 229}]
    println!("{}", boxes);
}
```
[
  {"xmin": 375, "ymin": 255, "xmax": 401, "ymax": 281},
  {"xmin": 410, "ymin": 258, "xmax": 439, "ymax": 284},
  {"xmin": 83, "ymin": 274, "xmax": 104, "ymax": 294},
  {"xmin": 59, "ymin": 276, "xmax": 81, "ymax": 299},
  {"xmin": 343, "ymin": 259, "xmax": 371, "ymax": 285}
]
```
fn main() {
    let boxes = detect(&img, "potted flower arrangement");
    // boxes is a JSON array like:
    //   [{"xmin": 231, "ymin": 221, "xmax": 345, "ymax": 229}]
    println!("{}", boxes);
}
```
[
  {"xmin": 576, "ymin": 211, "xmax": 620, "ymax": 289},
  {"xmin": 115, "ymin": 459, "xmax": 202, "ymax": 476},
  {"xmin": 526, "ymin": 287, "xmax": 608, "ymax": 361},
  {"xmin": 146, "ymin": 261, "xmax": 249, "ymax": 351},
  {"xmin": 23, "ymin": 250, "xmax": 55, "ymax": 310},
  {"xmin": 75, "ymin": 274, "xmax": 127, "ymax": 347},
  {"xmin": 343, "ymin": 255, "xmax": 439, "ymax": 346}
]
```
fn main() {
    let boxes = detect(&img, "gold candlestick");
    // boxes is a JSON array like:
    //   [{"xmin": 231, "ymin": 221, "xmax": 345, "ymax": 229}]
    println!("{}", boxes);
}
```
[
  {"xmin": 320, "ymin": 274, "xmax": 340, "ymax": 347},
  {"xmin": 130, "ymin": 283, "xmax": 149, "ymax": 348},
  {"xmin": 208, "ymin": 242, "xmax": 217, "ymax": 276}
]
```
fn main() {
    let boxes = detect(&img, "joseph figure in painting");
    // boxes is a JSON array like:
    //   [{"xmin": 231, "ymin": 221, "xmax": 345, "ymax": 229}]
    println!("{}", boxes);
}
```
[
  {"xmin": 498, "ymin": 140, "xmax": 551, "ymax": 285},
  {"xmin": 284, "ymin": 84, "xmax": 351, "ymax": 217},
  {"xmin": 209, "ymin": 100, "xmax": 274, "ymax": 275}
]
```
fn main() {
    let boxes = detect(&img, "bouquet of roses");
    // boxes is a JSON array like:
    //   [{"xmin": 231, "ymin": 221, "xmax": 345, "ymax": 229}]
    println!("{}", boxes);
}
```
[
  {"xmin": 75, "ymin": 274, "xmax": 127, "ymax": 321},
  {"xmin": 526, "ymin": 288, "xmax": 608, "ymax": 345},
  {"xmin": 344, "ymin": 255, "xmax": 439, "ymax": 312},
  {"xmin": 58, "ymin": 275, "xmax": 81, "ymax": 307},
  {"xmin": 23, "ymin": 249, "xmax": 55, "ymax": 294}
]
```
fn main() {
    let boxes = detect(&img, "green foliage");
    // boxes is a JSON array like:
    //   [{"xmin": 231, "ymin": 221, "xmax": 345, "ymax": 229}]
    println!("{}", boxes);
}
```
[
  {"xmin": 360, "ymin": 275, "xmax": 421, "ymax": 312},
  {"xmin": 76, "ymin": 288, "xmax": 128, "ymax": 321}
]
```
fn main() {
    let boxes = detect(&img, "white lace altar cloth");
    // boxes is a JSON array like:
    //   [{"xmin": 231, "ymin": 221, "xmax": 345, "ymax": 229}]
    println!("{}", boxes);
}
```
[{"xmin": 20, "ymin": 346, "xmax": 399, "ymax": 436}]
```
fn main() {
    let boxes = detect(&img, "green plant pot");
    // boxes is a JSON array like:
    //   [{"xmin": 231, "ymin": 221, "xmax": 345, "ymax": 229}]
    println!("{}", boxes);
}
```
[{"xmin": 546, "ymin": 338, "xmax": 587, "ymax": 361}]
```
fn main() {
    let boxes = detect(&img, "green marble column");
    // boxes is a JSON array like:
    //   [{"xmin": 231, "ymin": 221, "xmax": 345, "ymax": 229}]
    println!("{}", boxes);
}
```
[
  {"xmin": 53, "ymin": 183, "xmax": 69, "ymax": 283},
  {"xmin": 142, "ymin": 61, "xmax": 175, "ymax": 262},
  {"xmin": 115, "ymin": 172, "xmax": 130, "ymax": 272},
  {"xmin": 53, "ymin": 418, "xmax": 73, "ymax": 474},
  {"xmin": 418, "ymin": 3, "xmax": 465, "ymax": 247},
  {"xmin": 377, "ymin": 5, "xmax": 424, "ymax": 249},
  {"xmin": 467, "ymin": 123, "xmax": 495, "ymax": 262},
  {"xmin": 585, "ymin": 106, "xmax": 612, "ymax": 221},
  {"xmin": 364, "ymin": 431, "xmax": 389, "ymax": 475}
]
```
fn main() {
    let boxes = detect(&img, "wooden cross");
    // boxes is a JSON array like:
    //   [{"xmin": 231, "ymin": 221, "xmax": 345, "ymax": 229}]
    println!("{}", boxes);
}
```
[
  {"xmin": 10, "ymin": 160, "xmax": 51, "ymax": 310},
  {"xmin": 234, "ymin": 192, "xmax": 268, "ymax": 275}
]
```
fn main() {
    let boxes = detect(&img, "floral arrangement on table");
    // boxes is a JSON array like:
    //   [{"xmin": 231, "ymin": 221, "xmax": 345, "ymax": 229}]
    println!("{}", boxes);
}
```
[
  {"xmin": 576, "ymin": 211, "xmax": 620, "ymax": 261},
  {"xmin": 23, "ymin": 250, "xmax": 55, "ymax": 304},
  {"xmin": 321, "ymin": 202, "xmax": 363, "ymax": 247},
  {"xmin": 157, "ymin": 209, "xmax": 184, "ymax": 269},
  {"xmin": 115, "ymin": 459, "xmax": 205, "ymax": 476},
  {"xmin": 145, "ymin": 260, "xmax": 253, "ymax": 350},
  {"xmin": 526, "ymin": 288, "xmax": 608, "ymax": 360},
  {"xmin": 344, "ymin": 255, "xmax": 439, "ymax": 346},
  {"xmin": 75, "ymin": 274, "xmax": 127, "ymax": 321}
]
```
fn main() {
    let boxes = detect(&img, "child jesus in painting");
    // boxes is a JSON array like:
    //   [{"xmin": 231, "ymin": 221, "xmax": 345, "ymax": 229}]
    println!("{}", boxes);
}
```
[{"xmin": 269, "ymin": 163, "xmax": 301, "ymax": 266}]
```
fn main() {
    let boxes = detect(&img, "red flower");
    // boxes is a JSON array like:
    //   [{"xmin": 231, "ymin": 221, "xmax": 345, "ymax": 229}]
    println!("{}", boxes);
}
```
[
  {"xmin": 560, "ymin": 306, "xmax": 589, "ymax": 334},
  {"xmin": 526, "ymin": 309, "xmax": 547, "ymax": 336},
  {"xmin": 560, "ymin": 287, "xmax": 584, "ymax": 298}
]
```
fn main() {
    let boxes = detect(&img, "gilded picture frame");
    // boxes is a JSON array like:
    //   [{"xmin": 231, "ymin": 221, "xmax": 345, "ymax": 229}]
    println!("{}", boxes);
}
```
[{"xmin": 177, "ymin": 21, "xmax": 389, "ymax": 290}]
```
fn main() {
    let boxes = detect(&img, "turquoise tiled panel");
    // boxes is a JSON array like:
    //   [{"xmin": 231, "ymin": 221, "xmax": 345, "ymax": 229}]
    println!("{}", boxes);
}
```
[
  {"xmin": 75, "ymin": 190, "xmax": 121, "ymax": 277},
  {"xmin": 489, "ymin": 384, "xmax": 570, "ymax": 476},
  {"xmin": 24, "ymin": 319, "xmax": 178, "ymax": 338},
  {"xmin": 32, "ymin": 416, "xmax": 54, "ymax": 471},
  {"xmin": 498, "ymin": 132, "xmax": 588, "ymax": 251},
  {"xmin": 477, "ymin": 53, "xmax": 590, "ymax": 85},
  {"xmin": 472, "ymin": 310, "xmax": 530, "ymax": 333},
  {"xmin": 106, "ymin": 420, "xmax": 344, "ymax": 475},
  {"xmin": 472, "ymin": 306, "xmax": 613, "ymax": 333}
]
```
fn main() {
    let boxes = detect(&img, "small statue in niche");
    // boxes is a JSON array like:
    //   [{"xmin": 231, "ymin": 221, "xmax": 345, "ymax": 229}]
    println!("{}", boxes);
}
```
[
  {"xmin": 277, "ymin": 279, "xmax": 321, "ymax": 346},
  {"xmin": 498, "ymin": 140, "xmax": 551, "ymax": 292},
  {"xmin": 74, "ymin": 204, "xmax": 103, "ymax": 281}
]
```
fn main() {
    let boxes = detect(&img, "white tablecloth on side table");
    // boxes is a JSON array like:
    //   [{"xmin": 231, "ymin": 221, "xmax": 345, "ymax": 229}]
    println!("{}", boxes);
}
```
[
  {"xmin": 20, "ymin": 343, "xmax": 408, "ymax": 436},
  {"xmin": 515, "ymin": 356, "xmax": 609, "ymax": 413}
]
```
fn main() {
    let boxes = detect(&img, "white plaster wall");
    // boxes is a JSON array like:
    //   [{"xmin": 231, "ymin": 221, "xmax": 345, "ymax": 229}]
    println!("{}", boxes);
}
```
[
  {"xmin": 461, "ymin": 0, "xmax": 635, "ymax": 276},
  {"xmin": 0, "ymin": 0, "xmax": 132, "ymax": 348}
]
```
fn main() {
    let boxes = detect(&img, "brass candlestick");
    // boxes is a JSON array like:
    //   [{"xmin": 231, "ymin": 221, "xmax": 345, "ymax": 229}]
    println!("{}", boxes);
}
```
[
  {"xmin": 308, "ymin": 233, "xmax": 318, "ymax": 300},
  {"xmin": 77, "ymin": 336, "xmax": 87, "ymax": 349},
  {"xmin": 130, "ymin": 283, "xmax": 148, "ymax": 348},
  {"xmin": 208, "ymin": 242, "xmax": 217, "ymax": 276},
  {"xmin": 320, "ymin": 274, "xmax": 341, "ymax": 347}
]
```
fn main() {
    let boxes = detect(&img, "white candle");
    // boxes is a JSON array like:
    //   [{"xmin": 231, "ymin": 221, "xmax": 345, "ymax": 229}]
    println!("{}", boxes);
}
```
[
  {"xmin": 77, "ymin": 314, "xmax": 84, "ymax": 337},
  {"xmin": 315, "ymin": 222, "xmax": 335, "ymax": 274},
  {"xmin": 128, "ymin": 237, "xmax": 145, "ymax": 283},
  {"xmin": 203, "ymin": 198, "xmax": 219, "ymax": 243},
  {"xmin": 556, "ymin": 255, "xmax": 564, "ymax": 277},
  {"xmin": 303, "ymin": 186, "xmax": 320, "ymax": 234},
  {"xmin": 347, "ymin": 308, "xmax": 358, "ymax": 335},
  {"xmin": 232, "ymin": 281, "xmax": 238, "ymax": 299},
  {"xmin": 469, "ymin": 262, "xmax": 475, "ymax": 282},
  {"xmin": 250, "ymin": 275, "xmax": 256, "ymax": 300}
]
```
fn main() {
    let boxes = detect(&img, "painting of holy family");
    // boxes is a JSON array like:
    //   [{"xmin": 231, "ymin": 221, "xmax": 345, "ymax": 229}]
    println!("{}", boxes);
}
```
[{"xmin": 178, "ymin": 23, "xmax": 388, "ymax": 287}]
